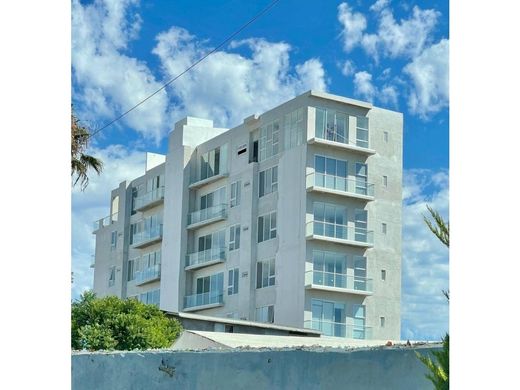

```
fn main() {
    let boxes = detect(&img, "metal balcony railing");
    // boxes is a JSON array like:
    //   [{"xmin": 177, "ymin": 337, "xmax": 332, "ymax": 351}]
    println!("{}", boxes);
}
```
[
  {"xmin": 306, "ymin": 172, "xmax": 374, "ymax": 197},
  {"xmin": 306, "ymin": 221, "xmax": 374, "ymax": 245}
]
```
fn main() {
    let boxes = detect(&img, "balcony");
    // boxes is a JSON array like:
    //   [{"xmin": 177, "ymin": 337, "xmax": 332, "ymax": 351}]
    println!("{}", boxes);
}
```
[
  {"xmin": 187, "ymin": 204, "xmax": 227, "ymax": 229},
  {"xmin": 304, "ymin": 320, "xmax": 373, "ymax": 339},
  {"xmin": 135, "ymin": 264, "xmax": 161, "ymax": 285},
  {"xmin": 308, "ymin": 134, "xmax": 375, "ymax": 156},
  {"xmin": 306, "ymin": 172, "xmax": 374, "ymax": 201},
  {"xmin": 305, "ymin": 271, "xmax": 373, "ymax": 295},
  {"xmin": 185, "ymin": 247, "xmax": 226, "ymax": 271},
  {"xmin": 189, "ymin": 170, "xmax": 229, "ymax": 190},
  {"xmin": 131, "ymin": 225, "xmax": 163, "ymax": 248},
  {"xmin": 306, "ymin": 221, "xmax": 373, "ymax": 248},
  {"xmin": 92, "ymin": 213, "xmax": 118, "ymax": 232},
  {"xmin": 134, "ymin": 187, "xmax": 165, "ymax": 211},
  {"xmin": 184, "ymin": 291, "xmax": 224, "ymax": 312}
]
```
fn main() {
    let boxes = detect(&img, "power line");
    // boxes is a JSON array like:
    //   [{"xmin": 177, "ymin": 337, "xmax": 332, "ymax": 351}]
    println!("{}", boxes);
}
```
[{"xmin": 88, "ymin": 0, "xmax": 281, "ymax": 139}]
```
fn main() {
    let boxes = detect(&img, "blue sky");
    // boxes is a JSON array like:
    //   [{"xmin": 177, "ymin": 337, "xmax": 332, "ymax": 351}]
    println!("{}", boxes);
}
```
[{"xmin": 71, "ymin": 0, "xmax": 449, "ymax": 341}]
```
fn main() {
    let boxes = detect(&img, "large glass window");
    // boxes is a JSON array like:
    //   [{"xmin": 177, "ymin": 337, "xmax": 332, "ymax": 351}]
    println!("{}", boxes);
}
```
[
  {"xmin": 257, "ymin": 211, "xmax": 277, "ymax": 243},
  {"xmin": 313, "ymin": 202, "xmax": 347, "ymax": 239},
  {"xmin": 315, "ymin": 108, "xmax": 348, "ymax": 144},
  {"xmin": 127, "ymin": 259, "xmax": 135, "ymax": 281},
  {"xmin": 284, "ymin": 107, "xmax": 304, "ymax": 150},
  {"xmin": 355, "ymin": 209, "xmax": 368, "ymax": 242},
  {"xmin": 356, "ymin": 116, "xmax": 369, "ymax": 148},
  {"xmin": 355, "ymin": 163, "xmax": 368, "ymax": 195},
  {"xmin": 130, "ymin": 214, "xmax": 162, "ymax": 244},
  {"xmin": 230, "ymin": 181, "xmax": 241, "ymax": 207},
  {"xmin": 111, "ymin": 231, "xmax": 117, "ymax": 250},
  {"xmin": 195, "ymin": 273, "xmax": 224, "ymax": 305},
  {"xmin": 256, "ymin": 258, "xmax": 275, "ymax": 288},
  {"xmin": 108, "ymin": 266, "xmax": 115, "ymax": 287},
  {"xmin": 198, "ymin": 230, "xmax": 226, "ymax": 252},
  {"xmin": 200, "ymin": 187, "xmax": 226, "ymax": 210},
  {"xmin": 228, "ymin": 268, "xmax": 239, "ymax": 295},
  {"xmin": 353, "ymin": 305, "xmax": 366, "ymax": 339},
  {"xmin": 256, "ymin": 305, "xmax": 274, "ymax": 323},
  {"xmin": 314, "ymin": 155, "xmax": 348, "ymax": 192},
  {"xmin": 354, "ymin": 256, "xmax": 367, "ymax": 291},
  {"xmin": 312, "ymin": 250, "xmax": 347, "ymax": 288},
  {"xmin": 311, "ymin": 299, "xmax": 345, "ymax": 337},
  {"xmin": 229, "ymin": 224, "xmax": 240, "ymax": 251},
  {"xmin": 200, "ymin": 145, "xmax": 228, "ymax": 180},
  {"xmin": 259, "ymin": 166, "xmax": 278, "ymax": 197},
  {"xmin": 259, "ymin": 120, "xmax": 280, "ymax": 161}
]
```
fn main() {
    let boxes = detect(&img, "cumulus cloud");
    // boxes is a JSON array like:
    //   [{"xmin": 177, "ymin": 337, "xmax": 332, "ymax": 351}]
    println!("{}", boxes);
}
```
[
  {"xmin": 72, "ymin": 0, "xmax": 170, "ymax": 143},
  {"xmin": 71, "ymin": 145, "xmax": 147, "ymax": 299},
  {"xmin": 370, "ymin": 0, "xmax": 390, "ymax": 13},
  {"xmin": 153, "ymin": 28, "xmax": 327, "ymax": 128},
  {"xmin": 353, "ymin": 71, "xmax": 376, "ymax": 102},
  {"xmin": 401, "ymin": 169, "xmax": 449, "ymax": 341},
  {"xmin": 404, "ymin": 39, "xmax": 449, "ymax": 118},
  {"xmin": 340, "ymin": 60, "xmax": 356, "ymax": 76},
  {"xmin": 338, "ymin": 2, "xmax": 440, "ymax": 60},
  {"xmin": 337, "ymin": 3, "xmax": 367, "ymax": 52}
]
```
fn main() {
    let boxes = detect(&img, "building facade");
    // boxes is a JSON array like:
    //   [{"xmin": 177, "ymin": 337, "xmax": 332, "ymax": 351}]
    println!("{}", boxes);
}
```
[{"xmin": 92, "ymin": 90, "xmax": 403, "ymax": 340}]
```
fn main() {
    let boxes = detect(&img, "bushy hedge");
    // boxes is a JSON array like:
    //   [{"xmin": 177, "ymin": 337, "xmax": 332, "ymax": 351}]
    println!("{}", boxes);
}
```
[{"xmin": 72, "ymin": 291, "xmax": 182, "ymax": 351}]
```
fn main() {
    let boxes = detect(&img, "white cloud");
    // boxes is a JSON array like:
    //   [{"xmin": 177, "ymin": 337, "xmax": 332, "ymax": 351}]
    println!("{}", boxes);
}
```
[
  {"xmin": 401, "ymin": 169, "xmax": 449, "ymax": 341},
  {"xmin": 71, "ymin": 145, "xmax": 147, "ymax": 299},
  {"xmin": 338, "ymin": 3, "xmax": 440, "ymax": 61},
  {"xmin": 340, "ymin": 60, "xmax": 355, "ymax": 76},
  {"xmin": 153, "ymin": 28, "xmax": 327, "ymax": 128},
  {"xmin": 337, "ymin": 3, "xmax": 367, "ymax": 52},
  {"xmin": 404, "ymin": 39, "xmax": 449, "ymax": 118},
  {"xmin": 380, "ymin": 85, "xmax": 399, "ymax": 107},
  {"xmin": 370, "ymin": 0, "xmax": 390, "ymax": 13},
  {"xmin": 72, "ymin": 0, "xmax": 170, "ymax": 143},
  {"xmin": 353, "ymin": 71, "xmax": 376, "ymax": 102}
]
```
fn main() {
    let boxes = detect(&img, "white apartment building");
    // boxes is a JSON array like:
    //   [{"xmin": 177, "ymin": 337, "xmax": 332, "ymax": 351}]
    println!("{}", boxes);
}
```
[{"xmin": 92, "ymin": 90, "xmax": 403, "ymax": 340}]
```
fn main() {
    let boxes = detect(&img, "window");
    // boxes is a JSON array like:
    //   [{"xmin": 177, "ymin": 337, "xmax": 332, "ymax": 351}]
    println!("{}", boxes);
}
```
[
  {"xmin": 200, "ymin": 186, "xmax": 226, "ymax": 211},
  {"xmin": 229, "ymin": 224, "xmax": 240, "ymax": 251},
  {"xmin": 198, "ymin": 230, "xmax": 226, "ymax": 252},
  {"xmin": 200, "ymin": 144, "xmax": 228, "ymax": 180},
  {"xmin": 147, "ymin": 174, "xmax": 164, "ymax": 192},
  {"xmin": 228, "ymin": 268, "xmax": 239, "ymax": 295},
  {"xmin": 314, "ymin": 155, "xmax": 347, "ymax": 192},
  {"xmin": 230, "ymin": 181, "xmax": 241, "ymax": 207},
  {"xmin": 384, "ymin": 131, "xmax": 389, "ymax": 142},
  {"xmin": 382, "ymin": 175, "xmax": 388, "ymax": 187},
  {"xmin": 134, "ymin": 250, "xmax": 162, "ymax": 284},
  {"xmin": 311, "ymin": 299, "xmax": 345, "ymax": 337},
  {"xmin": 312, "ymin": 202, "xmax": 347, "ymax": 239},
  {"xmin": 380, "ymin": 317, "xmax": 386, "ymax": 327},
  {"xmin": 139, "ymin": 289, "xmax": 160, "ymax": 306},
  {"xmin": 108, "ymin": 266, "xmax": 115, "ymax": 287},
  {"xmin": 354, "ymin": 209, "xmax": 368, "ymax": 242},
  {"xmin": 354, "ymin": 256, "xmax": 367, "ymax": 291},
  {"xmin": 312, "ymin": 250, "xmax": 347, "ymax": 288},
  {"xmin": 259, "ymin": 166, "xmax": 278, "ymax": 197},
  {"xmin": 284, "ymin": 107, "xmax": 304, "ymax": 150},
  {"xmin": 237, "ymin": 144, "xmax": 247, "ymax": 156},
  {"xmin": 256, "ymin": 305, "xmax": 274, "ymax": 323},
  {"xmin": 111, "ymin": 231, "xmax": 117, "ymax": 250},
  {"xmin": 131, "ymin": 184, "xmax": 144, "ymax": 214},
  {"xmin": 356, "ymin": 116, "xmax": 369, "ymax": 148},
  {"xmin": 315, "ymin": 108, "xmax": 348, "ymax": 144},
  {"xmin": 127, "ymin": 259, "xmax": 135, "ymax": 281},
  {"xmin": 381, "ymin": 269, "xmax": 386, "ymax": 281},
  {"xmin": 257, "ymin": 211, "xmax": 277, "ymax": 243},
  {"xmin": 355, "ymin": 163, "xmax": 369, "ymax": 195},
  {"xmin": 256, "ymin": 258, "xmax": 275, "ymax": 288},
  {"xmin": 130, "ymin": 214, "xmax": 162, "ymax": 244},
  {"xmin": 259, "ymin": 120, "xmax": 280, "ymax": 162},
  {"xmin": 382, "ymin": 223, "xmax": 387, "ymax": 234},
  {"xmin": 196, "ymin": 272, "xmax": 224, "ymax": 302},
  {"xmin": 353, "ymin": 305, "xmax": 366, "ymax": 339}
]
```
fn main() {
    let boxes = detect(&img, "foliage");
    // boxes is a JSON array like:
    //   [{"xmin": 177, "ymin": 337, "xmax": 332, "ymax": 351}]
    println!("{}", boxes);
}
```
[
  {"xmin": 423, "ymin": 205, "xmax": 449, "ymax": 248},
  {"xmin": 71, "ymin": 107, "xmax": 103, "ymax": 190},
  {"xmin": 71, "ymin": 291, "xmax": 182, "ymax": 351},
  {"xmin": 416, "ymin": 334, "xmax": 449, "ymax": 390}
]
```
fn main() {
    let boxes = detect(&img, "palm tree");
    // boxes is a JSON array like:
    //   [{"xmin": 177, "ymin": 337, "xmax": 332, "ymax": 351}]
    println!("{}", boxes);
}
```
[{"xmin": 71, "ymin": 107, "xmax": 103, "ymax": 190}]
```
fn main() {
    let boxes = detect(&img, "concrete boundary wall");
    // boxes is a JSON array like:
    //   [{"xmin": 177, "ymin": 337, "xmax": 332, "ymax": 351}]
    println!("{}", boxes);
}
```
[{"xmin": 72, "ymin": 346, "xmax": 439, "ymax": 390}]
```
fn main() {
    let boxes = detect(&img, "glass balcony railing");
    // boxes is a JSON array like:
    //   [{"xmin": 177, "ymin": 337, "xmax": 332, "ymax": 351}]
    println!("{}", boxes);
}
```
[
  {"xmin": 305, "ymin": 221, "xmax": 373, "ymax": 245},
  {"xmin": 190, "ymin": 168, "xmax": 229, "ymax": 187},
  {"xmin": 306, "ymin": 172, "xmax": 374, "ymax": 197},
  {"xmin": 134, "ymin": 187, "xmax": 165, "ymax": 210},
  {"xmin": 187, "ymin": 204, "xmax": 227, "ymax": 226},
  {"xmin": 304, "ymin": 320, "xmax": 372, "ymax": 339},
  {"xmin": 184, "ymin": 291, "xmax": 224, "ymax": 309},
  {"xmin": 186, "ymin": 247, "xmax": 226, "ymax": 268},
  {"xmin": 135, "ymin": 264, "xmax": 161, "ymax": 285},
  {"xmin": 305, "ymin": 271, "xmax": 373, "ymax": 293},
  {"xmin": 131, "ymin": 224, "xmax": 163, "ymax": 246},
  {"xmin": 92, "ymin": 213, "xmax": 118, "ymax": 232}
]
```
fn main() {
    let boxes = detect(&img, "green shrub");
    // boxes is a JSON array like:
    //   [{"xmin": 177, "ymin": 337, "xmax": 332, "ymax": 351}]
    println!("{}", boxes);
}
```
[{"xmin": 71, "ymin": 291, "xmax": 182, "ymax": 351}]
